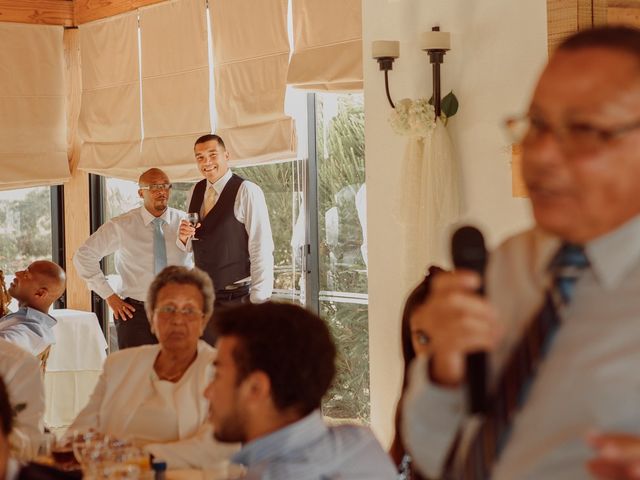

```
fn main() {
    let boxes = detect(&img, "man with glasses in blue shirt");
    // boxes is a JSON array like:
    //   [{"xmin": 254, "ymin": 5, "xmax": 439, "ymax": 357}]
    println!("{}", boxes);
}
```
[
  {"xmin": 74, "ymin": 168, "xmax": 192, "ymax": 348},
  {"xmin": 403, "ymin": 26, "xmax": 640, "ymax": 480}
]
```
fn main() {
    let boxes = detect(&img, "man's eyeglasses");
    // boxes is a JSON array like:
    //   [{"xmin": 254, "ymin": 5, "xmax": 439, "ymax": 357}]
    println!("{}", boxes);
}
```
[
  {"xmin": 156, "ymin": 305, "xmax": 203, "ymax": 318},
  {"xmin": 504, "ymin": 114, "xmax": 640, "ymax": 155},
  {"xmin": 139, "ymin": 183, "xmax": 172, "ymax": 191}
]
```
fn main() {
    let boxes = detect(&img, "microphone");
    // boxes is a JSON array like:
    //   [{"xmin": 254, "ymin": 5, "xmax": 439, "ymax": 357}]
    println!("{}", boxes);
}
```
[{"xmin": 451, "ymin": 226, "xmax": 488, "ymax": 414}]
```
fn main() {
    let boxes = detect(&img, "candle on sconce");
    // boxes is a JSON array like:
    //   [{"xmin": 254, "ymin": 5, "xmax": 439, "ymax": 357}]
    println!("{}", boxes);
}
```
[
  {"xmin": 371, "ymin": 40, "xmax": 400, "ymax": 59},
  {"xmin": 420, "ymin": 30, "xmax": 451, "ymax": 51}
]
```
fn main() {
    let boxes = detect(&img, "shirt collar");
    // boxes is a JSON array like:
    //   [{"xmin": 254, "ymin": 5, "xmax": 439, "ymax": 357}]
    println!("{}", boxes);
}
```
[
  {"xmin": 531, "ymin": 214, "xmax": 640, "ymax": 291},
  {"xmin": 585, "ymin": 215, "xmax": 640, "ymax": 290},
  {"xmin": 20, "ymin": 306, "xmax": 57, "ymax": 327},
  {"xmin": 208, "ymin": 169, "xmax": 233, "ymax": 196},
  {"xmin": 232, "ymin": 410, "xmax": 327, "ymax": 467},
  {"xmin": 140, "ymin": 206, "xmax": 170, "ymax": 226}
]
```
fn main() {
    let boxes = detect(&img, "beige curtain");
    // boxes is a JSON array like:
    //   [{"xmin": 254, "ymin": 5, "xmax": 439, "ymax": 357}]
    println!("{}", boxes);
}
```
[
  {"xmin": 0, "ymin": 23, "xmax": 69, "ymax": 191},
  {"xmin": 287, "ymin": 0, "xmax": 363, "ymax": 91},
  {"xmin": 140, "ymin": 0, "xmax": 209, "ymax": 181},
  {"xmin": 77, "ymin": 12, "xmax": 142, "ymax": 180},
  {"xmin": 210, "ymin": 0, "xmax": 296, "ymax": 165}
]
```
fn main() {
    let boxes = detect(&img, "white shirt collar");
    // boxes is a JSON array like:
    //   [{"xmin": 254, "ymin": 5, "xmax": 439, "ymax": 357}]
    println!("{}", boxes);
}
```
[
  {"xmin": 140, "ymin": 206, "xmax": 170, "ymax": 227},
  {"xmin": 208, "ymin": 168, "xmax": 233, "ymax": 196}
]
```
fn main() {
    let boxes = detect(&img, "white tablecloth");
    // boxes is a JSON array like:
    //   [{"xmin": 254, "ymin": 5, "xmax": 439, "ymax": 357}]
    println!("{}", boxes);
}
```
[{"xmin": 44, "ymin": 309, "xmax": 108, "ymax": 428}]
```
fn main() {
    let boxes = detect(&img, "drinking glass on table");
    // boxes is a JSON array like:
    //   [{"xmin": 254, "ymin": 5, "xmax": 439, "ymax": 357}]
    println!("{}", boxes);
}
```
[{"xmin": 187, "ymin": 212, "xmax": 200, "ymax": 240}]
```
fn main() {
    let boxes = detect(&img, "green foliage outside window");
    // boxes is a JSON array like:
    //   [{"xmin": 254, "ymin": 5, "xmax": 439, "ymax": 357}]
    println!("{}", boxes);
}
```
[{"xmin": 0, "ymin": 188, "xmax": 53, "ymax": 274}]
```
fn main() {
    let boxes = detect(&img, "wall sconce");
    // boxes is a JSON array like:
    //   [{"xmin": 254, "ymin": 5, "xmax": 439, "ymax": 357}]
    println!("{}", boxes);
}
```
[
  {"xmin": 371, "ymin": 40, "xmax": 399, "ymax": 109},
  {"xmin": 372, "ymin": 26, "xmax": 451, "ymax": 115}
]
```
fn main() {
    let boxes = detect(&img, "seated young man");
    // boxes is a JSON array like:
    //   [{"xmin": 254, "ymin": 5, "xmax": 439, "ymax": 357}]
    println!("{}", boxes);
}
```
[
  {"xmin": 204, "ymin": 301, "xmax": 397, "ymax": 479},
  {"xmin": 0, "ymin": 261, "xmax": 66, "ymax": 356}
]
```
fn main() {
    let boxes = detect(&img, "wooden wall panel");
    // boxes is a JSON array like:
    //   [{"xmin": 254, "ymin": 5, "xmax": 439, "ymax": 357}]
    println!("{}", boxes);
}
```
[
  {"xmin": 63, "ymin": 28, "xmax": 91, "ymax": 311},
  {"xmin": 0, "ymin": 0, "xmax": 73, "ymax": 26},
  {"xmin": 74, "ymin": 0, "xmax": 166, "ymax": 24}
]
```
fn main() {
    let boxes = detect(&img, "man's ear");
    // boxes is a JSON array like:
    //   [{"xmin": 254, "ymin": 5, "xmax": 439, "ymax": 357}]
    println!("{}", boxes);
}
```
[
  {"xmin": 34, "ymin": 287, "xmax": 48, "ymax": 300},
  {"xmin": 242, "ymin": 370, "xmax": 271, "ymax": 403},
  {"xmin": 138, "ymin": 189, "xmax": 144, "ymax": 199}
]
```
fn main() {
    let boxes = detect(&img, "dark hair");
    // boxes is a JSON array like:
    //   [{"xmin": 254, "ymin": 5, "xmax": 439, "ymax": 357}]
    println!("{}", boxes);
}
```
[
  {"xmin": 194, "ymin": 134, "xmax": 226, "ymax": 150},
  {"xmin": 558, "ymin": 25, "xmax": 640, "ymax": 63},
  {"xmin": 214, "ymin": 301, "xmax": 337, "ymax": 416},
  {"xmin": 0, "ymin": 376, "xmax": 13, "ymax": 436},
  {"xmin": 389, "ymin": 266, "xmax": 443, "ymax": 474},
  {"xmin": 146, "ymin": 266, "xmax": 215, "ymax": 323}
]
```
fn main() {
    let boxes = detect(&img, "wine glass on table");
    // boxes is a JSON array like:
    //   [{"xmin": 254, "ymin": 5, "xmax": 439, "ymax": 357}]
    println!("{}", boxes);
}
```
[{"xmin": 187, "ymin": 212, "xmax": 200, "ymax": 241}]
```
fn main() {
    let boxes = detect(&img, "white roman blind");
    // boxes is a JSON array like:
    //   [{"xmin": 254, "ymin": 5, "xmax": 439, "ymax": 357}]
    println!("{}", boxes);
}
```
[
  {"xmin": 210, "ymin": 0, "xmax": 296, "ymax": 165},
  {"xmin": 78, "ymin": 12, "xmax": 142, "ymax": 181},
  {"xmin": 287, "ymin": 0, "xmax": 363, "ymax": 91},
  {"xmin": 0, "ymin": 23, "xmax": 70, "ymax": 190},
  {"xmin": 139, "ymin": 0, "xmax": 209, "ymax": 181}
]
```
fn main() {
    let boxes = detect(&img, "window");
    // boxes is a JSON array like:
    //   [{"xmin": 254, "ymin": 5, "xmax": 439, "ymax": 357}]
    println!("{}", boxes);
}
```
[
  {"xmin": 89, "ymin": 93, "xmax": 368, "ymax": 422},
  {"xmin": 314, "ymin": 93, "xmax": 368, "ymax": 422},
  {"xmin": 235, "ymin": 160, "xmax": 305, "ymax": 303},
  {"xmin": 0, "ymin": 186, "xmax": 61, "ymax": 310}
]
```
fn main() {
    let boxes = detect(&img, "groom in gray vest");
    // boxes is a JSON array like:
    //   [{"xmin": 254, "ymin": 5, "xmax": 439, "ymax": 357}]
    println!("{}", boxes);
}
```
[{"xmin": 179, "ymin": 134, "xmax": 274, "ymax": 345}]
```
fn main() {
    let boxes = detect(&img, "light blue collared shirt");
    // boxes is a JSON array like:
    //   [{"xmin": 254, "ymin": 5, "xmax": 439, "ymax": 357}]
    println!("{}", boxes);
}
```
[
  {"xmin": 233, "ymin": 410, "xmax": 397, "ymax": 479},
  {"xmin": 404, "ymin": 215, "xmax": 640, "ymax": 479},
  {"xmin": 0, "ymin": 306, "xmax": 56, "ymax": 355}
]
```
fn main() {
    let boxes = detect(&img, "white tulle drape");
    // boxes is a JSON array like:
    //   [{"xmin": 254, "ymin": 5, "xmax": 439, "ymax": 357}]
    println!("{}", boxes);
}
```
[{"xmin": 396, "ymin": 117, "xmax": 461, "ymax": 284}]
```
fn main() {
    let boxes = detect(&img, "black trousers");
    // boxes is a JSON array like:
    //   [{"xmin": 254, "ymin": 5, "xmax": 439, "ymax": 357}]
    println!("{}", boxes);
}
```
[
  {"xmin": 114, "ymin": 298, "xmax": 158, "ymax": 349},
  {"xmin": 201, "ymin": 290, "xmax": 250, "ymax": 347}
]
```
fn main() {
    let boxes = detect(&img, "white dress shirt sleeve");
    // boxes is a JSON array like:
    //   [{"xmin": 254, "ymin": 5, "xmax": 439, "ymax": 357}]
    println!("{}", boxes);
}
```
[
  {"xmin": 145, "ymin": 423, "xmax": 239, "ymax": 469},
  {"xmin": 235, "ymin": 181, "xmax": 274, "ymax": 303},
  {"xmin": 402, "ymin": 355, "xmax": 465, "ymax": 479},
  {"xmin": 73, "ymin": 221, "xmax": 121, "ymax": 299},
  {"xmin": 1, "ymin": 345, "xmax": 45, "ymax": 450}
]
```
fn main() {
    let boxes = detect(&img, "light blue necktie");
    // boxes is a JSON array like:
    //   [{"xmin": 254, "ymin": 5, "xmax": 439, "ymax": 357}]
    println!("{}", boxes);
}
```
[{"xmin": 152, "ymin": 217, "xmax": 167, "ymax": 274}]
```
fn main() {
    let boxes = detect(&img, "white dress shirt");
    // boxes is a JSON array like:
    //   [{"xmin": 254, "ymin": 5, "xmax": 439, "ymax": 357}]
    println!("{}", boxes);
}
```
[
  {"xmin": 0, "ymin": 338, "xmax": 45, "ymax": 452},
  {"xmin": 74, "ymin": 206, "xmax": 193, "ymax": 302},
  {"xmin": 403, "ymin": 215, "xmax": 640, "ymax": 479},
  {"xmin": 184, "ymin": 169, "xmax": 274, "ymax": 302}
]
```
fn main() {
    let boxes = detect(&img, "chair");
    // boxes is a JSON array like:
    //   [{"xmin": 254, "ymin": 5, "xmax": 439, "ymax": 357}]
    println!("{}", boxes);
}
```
[
  {"xmin": 37, "ymin": 345, "xmax": 52, "ymax": 377},
  {"xmin": 0, "ymin": 270, "xmax": 10, "ymax": 318}
]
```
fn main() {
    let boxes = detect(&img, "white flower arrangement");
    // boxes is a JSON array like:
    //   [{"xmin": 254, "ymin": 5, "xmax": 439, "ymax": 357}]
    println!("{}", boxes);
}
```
[
  {"xmin": 388, "ymin": 92, "xmax": 459, "ymax": 138},
  {"xmin": 388, "ymin": 98, "xmax": 437, "ymax": 138}
]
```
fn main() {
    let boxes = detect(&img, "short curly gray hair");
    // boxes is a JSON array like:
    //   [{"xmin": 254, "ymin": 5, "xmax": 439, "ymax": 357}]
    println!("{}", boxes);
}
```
[{"xmin": 145, "ymin": 266, "xmax": 215, "ymax": 323}]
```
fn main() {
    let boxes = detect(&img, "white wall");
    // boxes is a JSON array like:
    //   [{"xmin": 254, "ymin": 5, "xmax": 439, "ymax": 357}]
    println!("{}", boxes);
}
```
[{"xmin": 363, "ymin": 0, "xmax": 548, "ymax": 444}]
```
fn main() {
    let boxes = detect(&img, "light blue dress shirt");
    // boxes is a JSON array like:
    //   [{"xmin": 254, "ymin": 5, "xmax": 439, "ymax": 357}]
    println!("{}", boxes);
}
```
[
  {"xmin": 232, "ymin": 410, "xmax": 397, "ymax": 479},
  {"xmin": 403, "ymin": 215, "xmax": 640, "ymax": 479},
  {"xmin": 0, "ymin": 306, "xmax": 56, "ymax": 355}
]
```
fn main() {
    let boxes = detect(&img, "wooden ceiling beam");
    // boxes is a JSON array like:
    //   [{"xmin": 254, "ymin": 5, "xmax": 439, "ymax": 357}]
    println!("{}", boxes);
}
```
[
  {"xmin": 74, "ymin": 0, "xmax": 167, "ymax": 25},
  {"xmin": 0, "ymin": 0, "xmax": 74, "ymax": 26}
]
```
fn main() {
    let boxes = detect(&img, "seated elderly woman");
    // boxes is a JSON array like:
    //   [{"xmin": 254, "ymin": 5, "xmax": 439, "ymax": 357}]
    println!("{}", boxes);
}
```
[{"xmin": 67, "ymin": 266, "xmax": 235, "ymax": 468}]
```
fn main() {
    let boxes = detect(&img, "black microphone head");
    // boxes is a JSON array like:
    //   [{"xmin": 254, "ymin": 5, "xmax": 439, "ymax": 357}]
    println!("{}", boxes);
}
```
[{"xmin": 451, "ymin": 226, "xmax": 487, "ymax": 275}]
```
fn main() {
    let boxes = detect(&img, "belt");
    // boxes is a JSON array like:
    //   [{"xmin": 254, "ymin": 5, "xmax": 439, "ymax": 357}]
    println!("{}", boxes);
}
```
[{"xmin": 125, "ymin": 297, "xmax": 145, "ymax": 305}]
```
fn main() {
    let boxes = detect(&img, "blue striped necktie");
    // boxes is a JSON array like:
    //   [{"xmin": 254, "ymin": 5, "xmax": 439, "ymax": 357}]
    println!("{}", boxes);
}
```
[
  {"xmin": 447, "ymin": 243, "xmax": 589, "ymax": 479},
  {"xmin": 549, "ymin": 243, "xmax": 590, "ymax": 306},
  {"xmin": 152, "ymin": 217, "xmax": 168, "ymax": 274}
]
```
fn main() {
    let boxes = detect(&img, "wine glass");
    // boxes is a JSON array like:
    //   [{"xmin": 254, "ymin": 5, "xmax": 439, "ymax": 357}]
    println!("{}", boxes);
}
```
[{"xmin": 187, "ymin": 212, "xmax": 200, "ymax": 241}]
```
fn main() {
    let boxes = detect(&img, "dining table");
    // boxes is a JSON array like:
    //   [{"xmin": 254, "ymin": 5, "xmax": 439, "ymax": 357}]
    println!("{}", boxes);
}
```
[{"xmin": 44, "ymin": 309, "xmax": 108, "ymax": 429}]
